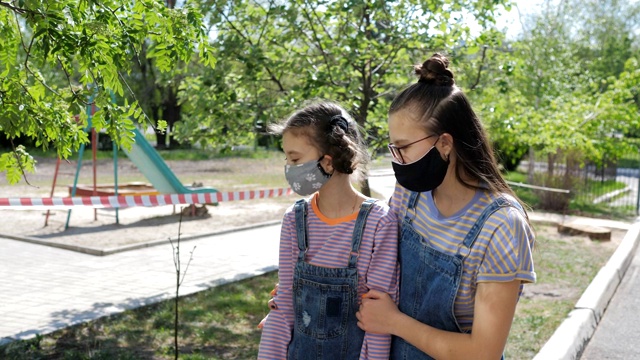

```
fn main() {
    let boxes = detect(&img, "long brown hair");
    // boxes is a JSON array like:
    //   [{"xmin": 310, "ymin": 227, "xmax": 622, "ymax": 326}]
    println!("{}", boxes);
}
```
[{"xmin": 390, "ymin": 53, "xmax": 527, "ymax": 211}]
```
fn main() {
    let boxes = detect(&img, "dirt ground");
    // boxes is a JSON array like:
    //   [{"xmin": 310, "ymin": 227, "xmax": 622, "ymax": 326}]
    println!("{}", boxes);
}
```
[
  {"xmin": 0, "ymin": 156, "xmax": 296, "ymax": 253},
  {"xmin": 519, "ymin": 224, "xmax": 626, "ymax": 300}
]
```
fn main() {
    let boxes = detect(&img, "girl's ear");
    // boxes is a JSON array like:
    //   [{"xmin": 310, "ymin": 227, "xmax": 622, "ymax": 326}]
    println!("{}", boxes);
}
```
[
  {"xmin": 320, "ymin": 154, "xmax": 334, "ymax": 174},
  {"xmin": 438, "ymin": 133, "xmax": 454, "ymax": 160}
]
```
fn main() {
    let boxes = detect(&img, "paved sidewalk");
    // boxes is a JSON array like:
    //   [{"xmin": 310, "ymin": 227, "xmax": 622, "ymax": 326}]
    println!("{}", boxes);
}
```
[
  {"xmin": 0, "ymin": 224, "xmax": 281, "ymax": 345},
  {"xmin": 581, "ymin": 241, "xmax": 640, "ymax": 359}
]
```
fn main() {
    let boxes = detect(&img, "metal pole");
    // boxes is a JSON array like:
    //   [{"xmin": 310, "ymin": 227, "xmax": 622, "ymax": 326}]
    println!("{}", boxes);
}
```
[
  {"xmin": 44, "ymin": 158, "xmax": 62, "ymax": 227},
  {"xmin": 92, "ymin": 127, "xmax": 97, "ymax": 221},
  {"xmin": 110, "ymin": 91, "xmax": 119, "ymax": 224},
  {"xmin": 65, "ymin": 134, "xmax": 87, "ymax": 230},
  {"xmin": 636, "ymin": 148, "xmax": 640, "ymax": 215},
  {"xmin": 65, "ymin": 95, "xmax": 94, "ymax": 230}
]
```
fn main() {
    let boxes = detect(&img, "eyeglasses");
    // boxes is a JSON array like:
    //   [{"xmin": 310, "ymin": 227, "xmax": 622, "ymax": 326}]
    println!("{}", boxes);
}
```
[{"xmin": 388, "ymin": 134, "xmax": 436, "ymax": 164}]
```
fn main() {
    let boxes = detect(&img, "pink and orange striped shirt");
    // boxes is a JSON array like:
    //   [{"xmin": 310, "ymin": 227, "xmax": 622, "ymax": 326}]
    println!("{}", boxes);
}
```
[{"xmin": 258, "ymin": 193, "xmax": 399, "ymax": 359}]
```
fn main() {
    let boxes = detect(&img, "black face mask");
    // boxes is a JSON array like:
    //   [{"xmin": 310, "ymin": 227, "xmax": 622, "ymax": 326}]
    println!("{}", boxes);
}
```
[{"xmin": 391, "ymin": 145, "xmax": 450, "ymax": 192}]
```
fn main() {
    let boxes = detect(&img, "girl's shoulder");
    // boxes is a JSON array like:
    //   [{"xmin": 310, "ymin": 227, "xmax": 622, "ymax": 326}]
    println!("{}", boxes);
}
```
[
  {"xmin": 364, "ymin": 197, "xmax": 398, "ymax": 224},
  {"xmin": 484, "ymin": 192, "xmax": 525, "ymax": 214},
  {"xmin": 483, "ymin": 192, "xmax": 530, "ymax": 229},
  {"xmin": 367, "ymin": 197, "xmax": 392, "ymax": 212},
  {"xmin": 282, "ymin": 197, "xmax": 311, "ymax": 220}
]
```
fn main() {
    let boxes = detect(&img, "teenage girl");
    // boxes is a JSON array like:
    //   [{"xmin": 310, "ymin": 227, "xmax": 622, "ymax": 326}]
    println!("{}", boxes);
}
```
[{"xmin": 356, "ymin": 53, "xmax": 536, "ymax": 359}]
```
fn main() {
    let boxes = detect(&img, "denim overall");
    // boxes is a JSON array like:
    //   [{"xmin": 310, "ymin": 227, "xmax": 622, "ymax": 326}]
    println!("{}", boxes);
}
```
[
  {"xmin": 287, "ymin": 198, "xmax": 376, "ymax": 360},
  {"xmin": 391, "ymin": 192, "xmax": 521, "ymax": 360}
]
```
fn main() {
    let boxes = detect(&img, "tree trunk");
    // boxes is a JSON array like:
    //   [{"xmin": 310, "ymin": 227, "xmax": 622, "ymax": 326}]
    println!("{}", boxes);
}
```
[
  {"xmin": 527, "ymin": 146, "xmax": 535, "ymax": 183},
  {"xmin": 359, "ymin": 177, "xmax": 371, "ymax": 199},
  {"xmin": 163, "ymin": 87, "xmax": 182, "ymax": 149},
  {"xmin": 547, "ymin": 151, "xmax": 556, "ymax": 178},
  {"xmin": 151, "ymin": 104, "xmax": 167, "ymax": 150}
]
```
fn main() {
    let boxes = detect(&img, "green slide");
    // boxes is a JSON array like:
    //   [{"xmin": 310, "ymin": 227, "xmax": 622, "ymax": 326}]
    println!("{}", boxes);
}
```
[{"xmin": 122, "ymin": 128, "xmax": 218, "ymax": 198}]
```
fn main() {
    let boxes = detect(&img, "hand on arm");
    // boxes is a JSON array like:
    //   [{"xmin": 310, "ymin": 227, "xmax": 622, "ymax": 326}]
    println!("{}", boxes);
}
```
[
  {"xmin": 356, "ymin": 289, "xmax": 406, "ymax": 335},
  {"xmin": 359, "ymin": 215, "xmax": 399, "ymax": 359}
]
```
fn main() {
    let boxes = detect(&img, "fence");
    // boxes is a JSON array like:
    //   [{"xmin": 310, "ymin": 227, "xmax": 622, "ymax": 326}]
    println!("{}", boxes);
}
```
[{"xmin": 517, "ymin": 147, "xmax": 640, "ymax": 216}]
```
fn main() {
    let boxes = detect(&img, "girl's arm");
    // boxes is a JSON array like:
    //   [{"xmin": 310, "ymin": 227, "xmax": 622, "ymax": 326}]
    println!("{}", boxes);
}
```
[
  {"xmin": 359, "ymin": 212, "xmax": 399, "ymax": 360},
  {"xmin": 357, "ymin": 280, "xmax": 521, "ymax": 360},
  {"xmin": 258, "ymin": 213, "xmax": 296, "ymax": 359}
]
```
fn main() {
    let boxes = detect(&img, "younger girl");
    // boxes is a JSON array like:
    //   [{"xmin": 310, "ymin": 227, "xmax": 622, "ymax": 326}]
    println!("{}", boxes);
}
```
[{"xmin": 258, "ymin": 101, "xmax": 399, "ymax": 359}]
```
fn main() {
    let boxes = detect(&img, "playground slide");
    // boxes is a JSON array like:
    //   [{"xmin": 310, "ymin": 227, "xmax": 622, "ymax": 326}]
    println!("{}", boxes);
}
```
[{"xmin": 122, "ymin": 128, "xmax": 218, "ymax": 195}]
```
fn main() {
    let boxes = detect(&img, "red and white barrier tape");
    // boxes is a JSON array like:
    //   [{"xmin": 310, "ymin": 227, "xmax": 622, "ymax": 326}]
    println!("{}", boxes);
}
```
[{"xmin": 0, "ymin": 188, "xmax": 294, "ymax": 209}]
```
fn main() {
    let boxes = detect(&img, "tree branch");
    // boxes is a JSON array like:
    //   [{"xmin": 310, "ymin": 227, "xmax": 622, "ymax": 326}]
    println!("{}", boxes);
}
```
[
  {"xmin": 13, "ymin": 2, "xmax": 66, "ymax": 100},
  {"xmin": 218, "ymin": 8, "xmax": 252, "ymax": 44},
  {"xmin": 371, "ymin": 6, "xmax": 418, "ymax": 90},
  {"xmin": 179, "ymin": 246, "xmax": 196, "ymax": 286},
  {"xmin": 14, "ymin": 9, "xmax": 30, "ymax": 63},
  {"xmin": 469, "ymin": 45, "xmax": 488, "ymax": 91},
  {"xmin": 371, "ymin": 45, "xmax": 402, "ymax": 90},
  {"xmin": 0, "ymin": 1, "xmax": 34, "ymax": 15},
  {"xmin": 216, "ymin": 5, "xmax": 287, "ymax": 92},
  {"xmin": 24, "ymin": 63, "xmax": 62, "ymax": 97},
  {"xmin": 253, "ymin": 0, "xmax": 275, "ymax": 46},
  {"xmin": 306, "ymin": 0, "xmax": 333, "ymax": 42},
  {"xmin": 95, "ymin": 2, "xmax": 143, "ymax": 69},
  {"xmin": 10, "ymin": 138, "xmax": 33, "ymax": 186},
  {"xmin": 300, "ymin": 2, "xmax": 337, "ymax": 86},
  {"xmin": 56, "ymin": 56, "xmax": 85, "ymax": 103},
  {"xmin": 118, "ymin": 71, "xmax": 154, "ymax": 125}
]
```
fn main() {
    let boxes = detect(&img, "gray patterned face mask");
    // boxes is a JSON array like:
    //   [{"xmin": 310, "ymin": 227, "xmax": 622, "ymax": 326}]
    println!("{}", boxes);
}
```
[{"xmin": 285, "ymin": 156, "xmax": 332, "ymax": 196}]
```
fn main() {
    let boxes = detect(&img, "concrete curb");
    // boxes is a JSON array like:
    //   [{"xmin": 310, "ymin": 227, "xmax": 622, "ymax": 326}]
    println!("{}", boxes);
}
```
[
  {"xmin": 533, "ymin": 221, "xmax": 640, "ymax": 360},
  {"xmin": 0, "ymin": 219, "xmax": 282, "ymax": 256}
]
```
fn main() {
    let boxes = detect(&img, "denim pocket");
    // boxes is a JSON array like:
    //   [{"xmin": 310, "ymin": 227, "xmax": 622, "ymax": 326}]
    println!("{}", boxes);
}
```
[{"xmin": 294, "ymin": 278, "xmax": 350, "ymax": 339}]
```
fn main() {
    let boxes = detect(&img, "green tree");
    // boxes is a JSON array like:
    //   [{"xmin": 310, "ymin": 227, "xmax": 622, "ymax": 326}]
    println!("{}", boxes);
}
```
[
  {"xmin": 572, "ymin": 0, "xmax": 640, "ymax": 83},
  {"xmin": 475, "ymin": 0, "xmax": 639, "ymax": 183},
  {"xmin": 0, "ymin": 0, "xmax": 215, "ymax": 184},
  {"xmin": 178, "ymin": 0, "xmax": 510, "ymax": 195}
]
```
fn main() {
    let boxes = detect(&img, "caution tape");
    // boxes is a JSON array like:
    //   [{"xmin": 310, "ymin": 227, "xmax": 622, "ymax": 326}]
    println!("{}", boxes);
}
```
[{"xmin": 0, "ymin": 188, "xmax": 294, "ymax": 209}]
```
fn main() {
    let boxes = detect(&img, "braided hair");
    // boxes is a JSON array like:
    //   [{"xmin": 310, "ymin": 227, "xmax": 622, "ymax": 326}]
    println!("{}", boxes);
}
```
[{"xmin": 271, "ymin": 101, "xmax": 370, "ymax": 181}]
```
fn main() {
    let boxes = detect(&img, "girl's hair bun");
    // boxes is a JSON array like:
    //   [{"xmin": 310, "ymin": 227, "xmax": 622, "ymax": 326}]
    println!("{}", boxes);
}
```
[{"xmin": 414, "ymin": 53, "xmax": 455, "ymax": 86}]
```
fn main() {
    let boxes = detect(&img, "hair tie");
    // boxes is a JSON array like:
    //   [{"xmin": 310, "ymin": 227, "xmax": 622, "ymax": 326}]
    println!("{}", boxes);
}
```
[{"xmin": 330, "ymin": 115, "xmax": 349, "ymax": 132}]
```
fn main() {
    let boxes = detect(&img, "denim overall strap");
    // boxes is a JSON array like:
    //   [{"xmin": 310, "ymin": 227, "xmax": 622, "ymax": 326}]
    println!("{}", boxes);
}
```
[
  {"xmin": 404, "ymin": 191, "xmax": 421, "ymax": 222},
  {"xmin": 457, "ymin": 196, "xmax": 520, "ymax": 258},
  {"xmin": 347, "ymin": 198, "xmax": 376, "ymax": 268},
  {"xmin": 294, "ymin": 198, "xmax": 309, "ymax": 263}
]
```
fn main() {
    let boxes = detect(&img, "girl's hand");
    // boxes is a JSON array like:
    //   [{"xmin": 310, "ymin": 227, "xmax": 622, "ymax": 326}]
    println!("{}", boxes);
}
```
[
  {"xmin": 257, "ymin": 284, "xmax": 279, "ymax": 329},
  {"xmin": 356, "ymin": 289, "xmax": 402, "ymax": 335},
  {"xmin": 257, "ymin": 314, "xmax": 268, "ymax": 329},
  {"xmin": 257, "ymin": 299, "xmax": 277, "ymax": 329}
]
